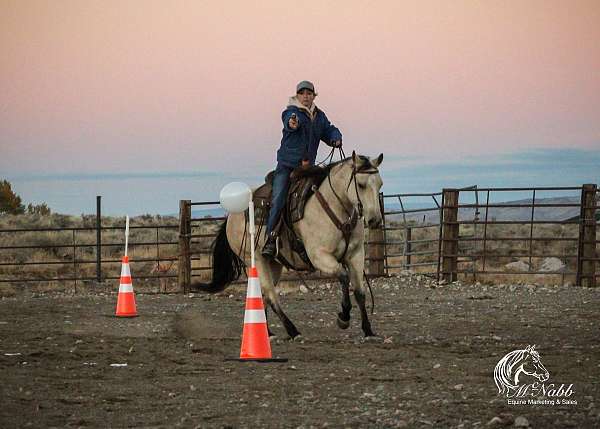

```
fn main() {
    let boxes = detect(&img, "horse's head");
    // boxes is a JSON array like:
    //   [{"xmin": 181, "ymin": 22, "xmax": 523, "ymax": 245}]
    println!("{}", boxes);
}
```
[
  {"xmin": 521, "ymin": 345, "xmax": 549, "ymax": 383},
  {"xmin": 348, "ymin": 151, "xmax": 384, "ymax": 229}
]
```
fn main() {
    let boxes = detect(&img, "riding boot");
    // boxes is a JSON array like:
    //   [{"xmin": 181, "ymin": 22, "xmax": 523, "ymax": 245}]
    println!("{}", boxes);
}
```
[{"xmin": 261, "ymin": 232, "xmax": 278, "ymax": 258}]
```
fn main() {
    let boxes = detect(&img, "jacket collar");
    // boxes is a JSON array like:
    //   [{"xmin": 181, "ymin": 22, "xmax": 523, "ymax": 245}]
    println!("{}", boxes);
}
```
[{"xmin": 288, "ymin": 96, "xmax": 317, "ymax": 120}]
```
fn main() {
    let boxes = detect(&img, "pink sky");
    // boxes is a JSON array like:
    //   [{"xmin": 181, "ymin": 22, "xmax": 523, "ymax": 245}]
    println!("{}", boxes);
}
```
[{"xmin": 1, "ymin": 0, "xmax": 599, "ymax": 176}]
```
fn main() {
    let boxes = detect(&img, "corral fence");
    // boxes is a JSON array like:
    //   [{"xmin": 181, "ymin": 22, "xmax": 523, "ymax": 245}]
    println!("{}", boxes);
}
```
[
  {"xmin": 378, "ymin": 185, "xmax": 597, "ymax": 287},
  {"xmin": 0, "ymin": 185, "xmax": 597, "ymax": 290},
  {"xmin": 0, "ymin": 196, "xmax": 179, "ymax": 289},
  {"xmin": 179, "ymin": 184, "xmax": 598, "ymax": 288}
]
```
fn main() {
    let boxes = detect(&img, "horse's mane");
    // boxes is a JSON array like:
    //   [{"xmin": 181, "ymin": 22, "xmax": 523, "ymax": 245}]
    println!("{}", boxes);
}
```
[
  {"xmin": 324, "ymin": 155, "xmax": 377, "ymax": 174},
  {"xmin": 494, "ymin": 349, "xmax": 530, "ymax": 394},
  {"xmin": 282, "ymin": 155, "xmax": 379, "ymax": 189}
]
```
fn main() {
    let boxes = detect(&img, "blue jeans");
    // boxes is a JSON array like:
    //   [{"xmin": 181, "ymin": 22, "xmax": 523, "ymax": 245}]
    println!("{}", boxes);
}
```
[{"xmin": 266, "ymin": 164, "xmax": 294, "ymax": 235}]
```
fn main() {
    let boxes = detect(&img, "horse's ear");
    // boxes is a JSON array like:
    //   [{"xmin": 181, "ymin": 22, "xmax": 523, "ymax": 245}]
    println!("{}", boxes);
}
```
[
  {"xmin": 526, "ymin": 345, "xmax": 532, "ymax": 352},
  {"xmin": 530, "ymin": 345, "xmax": 536, "ymax": 352},
  {"xmin": 352, "ymin": 150, "xmax": 357, "ymax": 164},
  {"xmin": 372, "ymin": 153, "xmax": 383, "ymax": 167}
]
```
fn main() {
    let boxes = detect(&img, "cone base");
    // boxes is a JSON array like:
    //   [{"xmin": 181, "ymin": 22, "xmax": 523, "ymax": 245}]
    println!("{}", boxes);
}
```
[
  {"xmin": 115, "ymin": 292, "xmax": 137, "ymax": 317},
  {"xmin": 224, "ymin": 357, "xmax": 288, "ymax": 363}
]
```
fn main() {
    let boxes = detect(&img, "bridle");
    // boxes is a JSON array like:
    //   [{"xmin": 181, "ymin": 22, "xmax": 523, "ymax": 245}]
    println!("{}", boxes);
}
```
[{"xmin": 312, "ymin": 155, "xmax": 380, "ymax": 258}]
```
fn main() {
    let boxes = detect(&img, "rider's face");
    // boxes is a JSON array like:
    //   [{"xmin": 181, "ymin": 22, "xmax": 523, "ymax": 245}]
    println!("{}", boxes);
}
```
[{"xmin": 296, "ymin": 89, "xmax": 315, "ymax": 107}]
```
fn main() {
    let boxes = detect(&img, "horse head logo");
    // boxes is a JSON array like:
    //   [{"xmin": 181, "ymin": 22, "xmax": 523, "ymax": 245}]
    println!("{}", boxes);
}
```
[{"xmin": 494, "ymin": 345, "xmax": 549, "ymax": 396}]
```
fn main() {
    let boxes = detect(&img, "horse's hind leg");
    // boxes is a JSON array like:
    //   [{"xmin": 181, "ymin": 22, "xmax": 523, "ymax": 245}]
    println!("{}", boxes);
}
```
[
  {"xmin": 258, "ymin": 257, "xmax": 301, "ymax": 339},
  {"xmin": 265, "ymin": 292, "xmax": 301, "ymax": 339},
  {"xmin": 264, "ymin": 306, "xmax": 276, "ymax": 338}
]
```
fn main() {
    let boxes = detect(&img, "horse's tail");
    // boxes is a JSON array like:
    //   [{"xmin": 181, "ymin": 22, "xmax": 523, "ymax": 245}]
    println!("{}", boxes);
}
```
[{"xmin": 190, "ymin": 217, "xmax": 245, "ymax": 293}]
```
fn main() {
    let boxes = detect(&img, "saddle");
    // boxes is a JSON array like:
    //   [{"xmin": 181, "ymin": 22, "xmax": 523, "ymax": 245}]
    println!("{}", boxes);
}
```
[{"xmin": 251, "ymin": 165, "xmax": 329, "ymax": 271}]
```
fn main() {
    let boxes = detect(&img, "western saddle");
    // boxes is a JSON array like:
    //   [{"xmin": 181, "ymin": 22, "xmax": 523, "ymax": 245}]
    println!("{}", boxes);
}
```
[{"xmin": 252, "ymin": 165, "xmax": 329, "ymax": 271}]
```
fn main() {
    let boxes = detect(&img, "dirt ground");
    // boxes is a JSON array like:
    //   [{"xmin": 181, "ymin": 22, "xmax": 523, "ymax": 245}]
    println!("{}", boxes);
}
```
[{"xmin": 1, "ymin": 273, "xmax": 599, "ymax": 428}]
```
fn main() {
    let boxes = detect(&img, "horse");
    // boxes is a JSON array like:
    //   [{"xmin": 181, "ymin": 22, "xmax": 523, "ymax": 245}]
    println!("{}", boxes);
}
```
[
  {"xmin": 494, "ymin": 345, "xmax": 549, "ymax": 396},
  {"xmin": 192, "ymin": 151, "xmax": 384, "ymax": 339}
]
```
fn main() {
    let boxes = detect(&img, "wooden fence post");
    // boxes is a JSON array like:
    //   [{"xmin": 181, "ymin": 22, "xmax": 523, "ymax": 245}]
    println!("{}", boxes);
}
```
[
  {"xmin": 368, "ymin": 193, "xmax": 386, "ymax": 276},
  {"xmin": 576, "ymin": 184, "xmax": 597, "ymax": 287},
  {"xmin": 441, "ymin": 189, "xmax": 459, "ymax": 283},
  {"xmin": 178, "ymin": 200, "xmax": 191, "ymax": 293}
]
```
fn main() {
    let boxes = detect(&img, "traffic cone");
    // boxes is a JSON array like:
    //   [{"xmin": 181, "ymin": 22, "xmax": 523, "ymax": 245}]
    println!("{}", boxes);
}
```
[
  {"xmin": 115, "ymin": 255, "xmax": 137, "ymax": 317},
  {"xmin": 226, "ymin": 267, "xmax": 286, "ymax": 362},
  {"xmin": 240, "ymin": 267, "xmax": 272, "ymax": 359}
]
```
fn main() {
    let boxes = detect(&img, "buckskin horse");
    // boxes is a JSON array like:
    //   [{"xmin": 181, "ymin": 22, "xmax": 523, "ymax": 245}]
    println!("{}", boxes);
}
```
[{"xmin": 192, "ymin": 151, "xmax": 384, "ymax": 339}]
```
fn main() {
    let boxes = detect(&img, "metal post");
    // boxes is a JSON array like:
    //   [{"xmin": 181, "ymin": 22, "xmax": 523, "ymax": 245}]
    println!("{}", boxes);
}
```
[
  {"xmin": 96, "ymin": 196, "xmax": 102, "ymax": 283},
  {"xmin": 73, "ymin": 229, "xmax": 77, "ymax": 292},
  {"xmin": 404, "ymin": 226, "xmax": 412, "ymax": 269},
  {"xmin": 441, "ymin": 189, "xmax": 459, "ymax": 283},
  {"xmin": 528, "ymin": 189, "xmax": 536, "ymax": 271}
]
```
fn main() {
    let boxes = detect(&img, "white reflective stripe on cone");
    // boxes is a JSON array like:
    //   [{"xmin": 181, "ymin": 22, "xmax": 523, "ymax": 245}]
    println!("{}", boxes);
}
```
[
  {"xmin": 246, "ymin": 277, "xmax": 262, "ymax": 298},
  {"xmin": 119, "ymin": 284, "xmax": 134, "ymax": 293},
  {"xmin": 244, "ymin": 309, "xmax": 266, "ymax": 324},
  {"xmin": 121, "ymin": 263, "xmax": 131, "ymax": 277}
]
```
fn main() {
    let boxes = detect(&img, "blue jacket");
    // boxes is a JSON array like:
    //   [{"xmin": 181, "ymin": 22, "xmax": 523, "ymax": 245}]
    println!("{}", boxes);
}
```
[{"xmin": 276, "ymin": 100, "xmax": 342, "ymax": 168}]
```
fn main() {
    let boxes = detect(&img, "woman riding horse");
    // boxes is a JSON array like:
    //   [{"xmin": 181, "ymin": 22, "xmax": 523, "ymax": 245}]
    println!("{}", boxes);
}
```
[
  {"xmin": 192, "ymin": 152, "xmax": 384, "ymax": 340},
  {"xmin": 262, "ymin": 80, "xmax": 343, "ymax": 258}
]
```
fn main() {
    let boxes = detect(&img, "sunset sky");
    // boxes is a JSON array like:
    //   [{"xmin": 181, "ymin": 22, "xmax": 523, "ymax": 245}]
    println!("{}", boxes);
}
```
[{"xmin": 1, "ymin": 0, "xmax": 599, "ymax": 214}]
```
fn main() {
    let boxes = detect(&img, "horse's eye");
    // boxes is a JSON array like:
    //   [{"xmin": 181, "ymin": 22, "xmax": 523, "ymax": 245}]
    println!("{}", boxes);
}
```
[{"xmin": 358, "ymin": 183, "xmax": 367, "ymax": 189}]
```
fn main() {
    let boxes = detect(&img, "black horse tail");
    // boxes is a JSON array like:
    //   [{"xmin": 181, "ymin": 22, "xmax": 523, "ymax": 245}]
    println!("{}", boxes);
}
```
[{"xmin": 190, "ymin": 218, "xmax": 245, "ymax": 293}]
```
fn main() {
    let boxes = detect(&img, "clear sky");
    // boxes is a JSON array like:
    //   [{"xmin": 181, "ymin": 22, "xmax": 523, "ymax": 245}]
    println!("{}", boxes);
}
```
[{"xmin": 1, "ymin": 0, "xmax": 599, "ymax": 214}]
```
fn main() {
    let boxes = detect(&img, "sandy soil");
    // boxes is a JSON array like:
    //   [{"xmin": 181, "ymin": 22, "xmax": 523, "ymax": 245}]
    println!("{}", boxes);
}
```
[{"xmin": 1, "ymin": 274, "xmax": 599, "ymax": 428}]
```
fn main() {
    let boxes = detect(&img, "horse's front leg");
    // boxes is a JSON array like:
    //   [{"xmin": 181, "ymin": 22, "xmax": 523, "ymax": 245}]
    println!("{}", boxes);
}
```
[
  {"xmin": 347, "ymin": 251, "xmax": 376, "ymax": 337},
  {"xmin": 336, "ymin": 267, "xmax": 352, "ymax": 329},
  {"xmin": 307, "ymin": 249, "xmax": 352, "ymax": 329}
]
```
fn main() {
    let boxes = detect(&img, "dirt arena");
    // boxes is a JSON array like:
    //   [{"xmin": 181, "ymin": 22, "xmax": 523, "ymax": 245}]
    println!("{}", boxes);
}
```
[{"xmin": 1, "ymin": 273, "xmax": 599, "ymax": 428}]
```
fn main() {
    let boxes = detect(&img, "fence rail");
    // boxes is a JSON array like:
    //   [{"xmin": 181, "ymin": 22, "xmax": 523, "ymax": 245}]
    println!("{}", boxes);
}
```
[
  {"xmin": 1, "ymin": 184, "xmax": 598, "ymax": 290},
  {"xmin": 0, "ymin": 196, "xmax": 180, "ymax": 287}
]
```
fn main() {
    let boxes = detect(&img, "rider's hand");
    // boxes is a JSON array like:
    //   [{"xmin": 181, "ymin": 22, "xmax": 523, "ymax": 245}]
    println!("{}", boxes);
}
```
[
  {"xmin": 301, "ymin": 159, "xmax": 310, "ymax": 168},
  {"xmin": 332, "ymin": 140, "xmax": 342, "ymax": 148},
  {"xmin": 289, "ymin": 113, "xmax": 299, "ymax": 130}
]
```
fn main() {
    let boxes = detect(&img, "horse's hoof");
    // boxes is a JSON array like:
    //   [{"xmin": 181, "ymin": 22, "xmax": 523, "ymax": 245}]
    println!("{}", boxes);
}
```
[
  {"xmin": 336, "ymin": 316, "xmax": 350, "ymax": 330},
  {"xmin": 290, "ymin": 334, "xmax": 304, "ymax": 343}
]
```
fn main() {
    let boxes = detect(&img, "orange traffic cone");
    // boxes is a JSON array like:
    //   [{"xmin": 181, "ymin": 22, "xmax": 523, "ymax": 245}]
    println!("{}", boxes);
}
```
[
  {"xmin": 115, "ymin": 255, "xmax": 137, "ymax": 317},
  {"xmin": 227, "ymin": 267, "xmax": 286, "ymax": 362}
]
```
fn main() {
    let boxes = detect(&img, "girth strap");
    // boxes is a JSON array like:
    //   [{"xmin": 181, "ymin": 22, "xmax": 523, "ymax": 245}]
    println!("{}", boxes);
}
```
[{"xmin": 312, "ymin": 185, "xmax": 359, "ymax": 260}]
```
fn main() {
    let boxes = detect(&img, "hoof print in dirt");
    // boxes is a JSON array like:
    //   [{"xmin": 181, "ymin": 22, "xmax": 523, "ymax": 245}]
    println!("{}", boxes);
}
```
[{"xmin": 363, "ymin": 335, "xmax": 382, "ymax": 343}]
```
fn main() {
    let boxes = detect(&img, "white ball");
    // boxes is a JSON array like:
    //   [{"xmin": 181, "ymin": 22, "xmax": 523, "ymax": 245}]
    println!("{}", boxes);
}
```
[{"xmin": 219, "ymin": 182, "xmax": 251, "ymax": 213}]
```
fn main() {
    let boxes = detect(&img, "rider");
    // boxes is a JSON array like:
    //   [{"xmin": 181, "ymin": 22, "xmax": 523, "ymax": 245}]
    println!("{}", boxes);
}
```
[{"xmin": 262, "ymin": 80, "xmax": 343, "ymax": 258}]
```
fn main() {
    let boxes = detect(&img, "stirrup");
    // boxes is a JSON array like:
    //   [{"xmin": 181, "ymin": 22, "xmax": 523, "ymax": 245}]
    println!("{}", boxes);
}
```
[{"xmin": 261, "ymin": 235, "xmax": 278, "ymax": 258}]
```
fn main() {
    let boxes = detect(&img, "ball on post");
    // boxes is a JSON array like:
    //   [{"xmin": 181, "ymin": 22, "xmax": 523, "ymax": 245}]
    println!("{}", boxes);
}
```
[{"xmin": 219, "ymin": 182, "xmax": 252, "ymax": 213}]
